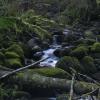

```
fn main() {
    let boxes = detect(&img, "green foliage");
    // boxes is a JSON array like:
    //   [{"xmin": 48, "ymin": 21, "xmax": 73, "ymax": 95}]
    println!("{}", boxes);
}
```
[
  {"xmin": 0, "ymin": 84, "xmax": 8, "ymax": 100},
  {"xmin": 6, "ymin": 44, "xmax": 24, "ymax": 58},
  {"xmin": 91, "ymin": 42, "xmax": 100, "ymax": 53},
  {"xmin": 81, "ymin": 56, "xmax": 97, "ymax": 74},
  {"xmin": 56, "ymin": 56, "xmax": 83, "ymax": 72},
  {"xmin": 31, "ymin": 68, "xmax": 71, "ymax": 78},
  {"xmin": 5, "ymin": 58, "xmax": 22, "ymax": 69},
  {"xmin": 5, "ymin": 51, "xmax": 20, "ymax": 59},
  {"xmin": 71, "ymin": 46, "xmax": 89, "ymax": 58}
]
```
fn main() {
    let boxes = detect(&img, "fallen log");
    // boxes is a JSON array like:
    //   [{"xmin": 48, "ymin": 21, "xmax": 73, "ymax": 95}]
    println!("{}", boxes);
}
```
[{"xmin": 6, "ymin": 70, "xmax": 99, "ymax": 96}]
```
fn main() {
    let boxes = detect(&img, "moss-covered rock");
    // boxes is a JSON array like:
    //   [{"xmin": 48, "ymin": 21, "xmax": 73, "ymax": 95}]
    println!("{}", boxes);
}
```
[
  {"xmin": 5, "ymin": 58, "xmax": 22, "ymax": 69},
  {"xmin": 31, "ymin": 68, "xmax": 71, "ymax": 79},
  {"xmin": 56, "ymin": 56, "xmax": 83, "ymax": 73},
  {"xmin": 6, "ymin": 44, "xmax": 24, "ymax": 58},
  {"xmin": 71, "ymin": 46, "xmax": 89, "ymax": 59},
  {"xmin": 5, "ymin": 52, "xmax": 20, "ymax": 59},
  {"xmin": 91, "ymin": 42, "xmax": 100, "ymax": 53},
  {"xmin": 81, "ymin": 56, "xmax": 97, "ymax": 75},
  {"xmin": 84, "ymin": 30, "xmax": 95, "ymax": 39}
]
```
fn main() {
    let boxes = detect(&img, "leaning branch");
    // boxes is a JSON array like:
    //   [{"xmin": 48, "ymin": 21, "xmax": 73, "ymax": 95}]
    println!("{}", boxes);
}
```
[{"xmin": 0, "ymin": 57, "xmax": 49, "ymax": 80}]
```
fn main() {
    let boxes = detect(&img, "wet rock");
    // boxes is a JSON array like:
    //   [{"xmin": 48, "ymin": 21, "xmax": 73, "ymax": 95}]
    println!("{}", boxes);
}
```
[
  {"xmin": 62, "ymin": 42, "xmax": 69, "ymax": 47},
  {"xmin": 41, "ymin": 41, "xmax": 50, "ymax": 49},
  {"xmin": 53, "ymin": 30, "xmax": 63, "ymax": 35},
  {"xmin": 63, "ymin": 32, "xmax": 80, "ymax": 43},
  {"xmin": 53, "ymin": 49, "xmax": 61, "ymax": 57},
  {"xmin": 27, "ymin": 38, "xmax": 36, "ymax": 48},
  {"xmin": 60, "ymin": 47, "xmax": 72, "ymax": 57},
  {"xmin": 33, "ymin": 52, "xmax": 44, "ymax": 60},
  {"xmin": 32, "ymin": 45, "xmax": 41, "ymax": 54}
]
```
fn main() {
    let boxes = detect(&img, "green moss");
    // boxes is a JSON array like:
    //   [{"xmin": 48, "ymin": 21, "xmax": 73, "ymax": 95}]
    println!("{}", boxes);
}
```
[
  {"xmin": 81, "ymin": 56, "xmax": 97, "ymax": 74},
  {"xmin": 30, "ymin": 68, "xmax": 71, "ymax": 78},
  {"xmin": 5, "ymin": 52, "xmax": 20, "ymax": 59},
  {"xmin": 5, "ymin": 58, "xmax": 22, "ymax": 69},
  {"xmin": 56, "ymin": 56, "xmax": 83, "ymax": 73},
  {"xmin": 91, "ymin": 42, "xmax": 100, "ymax": 53},
  {"xmin": 71, "ymin": 46, "xmax": 89, "ymax": 58},
  {"xmin": 6, "ymin": 44, "xmax": 24, "ymax": 58},
  {"xmin": 84, "ymin": 30, "xmax": 95, "ymax": 39}
]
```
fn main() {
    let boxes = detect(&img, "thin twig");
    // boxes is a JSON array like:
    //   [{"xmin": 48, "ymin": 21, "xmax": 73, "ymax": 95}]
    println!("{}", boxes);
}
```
[
  {"xmin": 0, "ymin": 57, "xmax": 49, "ymax": 80},
  {"xmin": 69, "ymin": 72, "xmax": 76, "ymax": 100},
  {"xmin": 73, "ymin": 88, "xmax": 99, "ymax": 100}
]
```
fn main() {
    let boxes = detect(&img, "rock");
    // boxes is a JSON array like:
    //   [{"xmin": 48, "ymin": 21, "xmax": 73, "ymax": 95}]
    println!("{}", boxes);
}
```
[
  {"xmin": 91, "ymin": 42, "xmax": 100, "ymax": 53},
  {"xmin": 56, "ymin": 56, "xmax": 82, "ymax": 73},
  {"xmin": 41, "ymin": 41, "xmax": 50, "ymax": 49},
  {"xmin": 27, "ymin": 38, "xmax": 36, "ymax": 48},
  {"xmin": 84, "ymin": 30, "xmax": 96, "ymax": 39},
  {"xmin": 71, "ymin": 46, "xmax": 89, "ymax": 59},
  {"xmin": 33, "ymin": 52, "xmax": 44, "ymax": 60},
  {"xmin": 92, "ymin": 72, "xmax": 100, "ymax": 81},
  {"xmin": 53, "ymin": 30, "xmax": 63, "ymax": 35},
  {"xmin": 81, "ymin": 56, "xmax": 97, "ymax": 75},
  {"xmin": 63, "ymin": 32, "xmax": 80, "ymax": 43},
  {"xmin": 53, "ymin": 49, "xmax": 61, "ymax": 57},
  {"xmin": 32, "ymin": 45, "xmax": 41, "ymax": 54},
  {"xmin": 60, "ymin": 47, "xmax": 72, "ymax": 57},
  {"xmin": 62, "ymin": 42, "xmax": 69, "ymax": 47}
]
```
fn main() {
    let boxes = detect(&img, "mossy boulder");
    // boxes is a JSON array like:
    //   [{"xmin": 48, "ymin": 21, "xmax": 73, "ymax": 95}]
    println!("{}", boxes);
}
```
[
  {"xmin": 6, "ymin": 44, "xmax": 24, "ymax": 58},
  {"xmin": 56, "ymin": 56, "xmax": 83, "ymax": 73},
  {"xmin": 5, "ymin": 58, "xmax": 22, "ymax": 69},
  {"xmin": 91, "ymin": 42, "xmax": 100, "ymax": 53},
  {"xmin": 5, "ymin": 52, "xmax": 20, "ymax": 59},
  {"xmin": 81, "ymin": 56, "xmax": 97, "ymax": 75},
  {"xmin": 31, "ymin": 68, "xmax": 71, "ymax": 79},
  {"xmin": 84, "ymin": 30, "xmax": 96, "ymax": 39},
  {"xmin": 71, "ymin": 46, "xmax": 89, "ymax": 59}
]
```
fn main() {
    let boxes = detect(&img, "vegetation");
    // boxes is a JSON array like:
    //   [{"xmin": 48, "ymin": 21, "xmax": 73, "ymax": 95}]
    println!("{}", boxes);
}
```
[{"xmin": 0, "ymin": 0, "xmax": 100, "ymax": 99}]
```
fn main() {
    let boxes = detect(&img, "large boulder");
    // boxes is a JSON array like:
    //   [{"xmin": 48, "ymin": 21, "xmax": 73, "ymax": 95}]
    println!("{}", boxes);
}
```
[
  {"xmin": 81, "ymin": 56, "xmax": 97, "ymax": 75},
  {"xmin": 71, "ymin": 46, "xmax": 89, "ymax": 59},
  {"xmin": 56, "ymin": 56, "xmax": 83, "ymax": 73}
]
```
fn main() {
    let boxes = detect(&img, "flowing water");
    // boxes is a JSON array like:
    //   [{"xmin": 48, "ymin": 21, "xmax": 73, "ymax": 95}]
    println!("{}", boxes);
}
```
[{"xmin": 40, "ymin": 35, "xmax": 61, "ymax": 67}]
